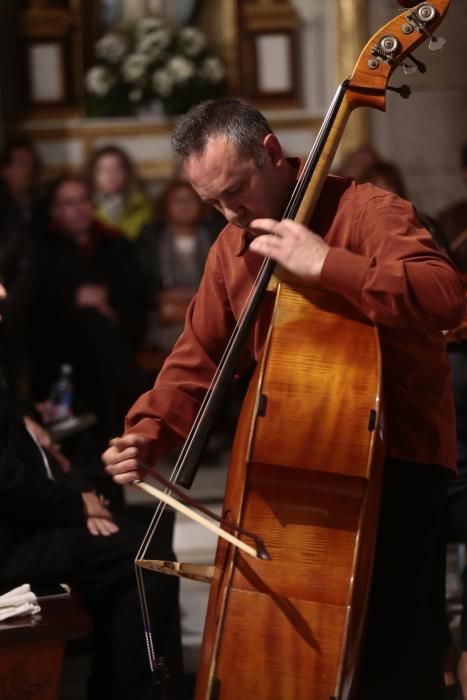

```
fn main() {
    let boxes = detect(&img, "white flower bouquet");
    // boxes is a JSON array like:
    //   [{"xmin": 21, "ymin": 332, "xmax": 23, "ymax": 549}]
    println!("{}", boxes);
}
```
[{"xmin": 85, "ymin": 17, "xmax": 226, "ymax": 117}]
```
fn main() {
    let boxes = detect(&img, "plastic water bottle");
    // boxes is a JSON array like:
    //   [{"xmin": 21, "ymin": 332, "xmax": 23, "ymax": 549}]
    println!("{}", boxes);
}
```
[{"xmin": 48, "ymin": 363, "xmax": 74, "ymax": 422}]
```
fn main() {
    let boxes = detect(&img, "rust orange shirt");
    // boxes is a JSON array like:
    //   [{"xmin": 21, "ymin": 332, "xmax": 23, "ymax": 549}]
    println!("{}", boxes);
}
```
[{"xmin": 126, "ymin": 176, "xmax": 466, "ymax": 471}]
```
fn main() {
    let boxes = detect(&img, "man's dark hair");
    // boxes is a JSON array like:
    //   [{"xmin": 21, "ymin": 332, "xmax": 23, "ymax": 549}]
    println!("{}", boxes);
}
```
[
  {"xmin": 171, "ymin": 98, "xmax": 273, "ymax": 168},
  {"xmin": 0, "ymin": 136, "xmax": 41, "ymax": 176}
]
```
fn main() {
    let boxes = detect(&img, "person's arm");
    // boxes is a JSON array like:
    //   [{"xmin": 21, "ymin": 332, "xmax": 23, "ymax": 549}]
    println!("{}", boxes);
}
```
[
  {"xmin": 127, "ymin": 242, "xmax": 237, "ymax": 454},
  {"xmin": 0, "ymin": 411, "xmax": 119, "ymax": 534},
  {"xmin": 320, "ymin": 194, "xmax": 465, "ymax": 330},
  {"xmin": 250, "ymin": 194, "xmax": 465, "ymax": 331},
  {"xmin": 0, "ymin": 387, "xmax": 83, "ymax": 526},
  {"xmin": 0, "ymin": 441, "xmax": 86, "ymax": 528}
]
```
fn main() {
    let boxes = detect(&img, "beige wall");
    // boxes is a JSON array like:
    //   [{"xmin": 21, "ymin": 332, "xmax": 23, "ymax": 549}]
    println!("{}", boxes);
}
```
[
  {"xmin": 18, "ymin": 0, "xmax": 467, "ymax": 218},
  {"xmin": 367, "ymin": 0, "xmax": 467, "ymax": 218}
]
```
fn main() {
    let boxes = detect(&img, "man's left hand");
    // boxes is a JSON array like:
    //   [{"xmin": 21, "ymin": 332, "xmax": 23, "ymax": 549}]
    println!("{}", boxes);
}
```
[{"xmin": 249, "ymin": 218, "xmax": 329, "ymax": 283}]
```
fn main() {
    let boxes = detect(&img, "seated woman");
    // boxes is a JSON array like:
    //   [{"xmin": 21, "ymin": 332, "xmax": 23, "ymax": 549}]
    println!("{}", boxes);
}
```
[
  {"xmin": 29, "ymin": 175, "xmax": 152, "ymax": 491},
  {"xmin": 137, "ymin": 179, "xmax": 216, "ymax": 355},
  {"xmin": 86, "ymin": 144, "xmax": 153, "ymax": 241}
]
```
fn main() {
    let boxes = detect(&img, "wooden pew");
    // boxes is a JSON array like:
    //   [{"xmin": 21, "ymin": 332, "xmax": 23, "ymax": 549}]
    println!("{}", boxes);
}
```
[{"xmin": 0, "ymin": 592, "xmax": 91, "ymax": 700}]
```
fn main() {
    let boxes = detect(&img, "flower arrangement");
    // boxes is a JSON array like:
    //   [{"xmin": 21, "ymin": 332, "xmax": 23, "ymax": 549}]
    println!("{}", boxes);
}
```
[{"xmin": 85, "ymin": 17, "xmax": 227, "ymax": 117}]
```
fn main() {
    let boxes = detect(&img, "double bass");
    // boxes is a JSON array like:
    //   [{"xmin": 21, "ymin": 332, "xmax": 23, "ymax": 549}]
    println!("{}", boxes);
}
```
[{"xmin": 135, "ymin": 2, "xmax": 452, "ymax": 698}]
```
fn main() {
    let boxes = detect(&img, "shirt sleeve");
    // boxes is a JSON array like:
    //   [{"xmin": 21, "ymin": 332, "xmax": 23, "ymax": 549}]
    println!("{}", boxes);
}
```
[
  {"xmin": 319, "ymin": 193, "xmax": 466, "ymax": 330},
  {"xmin": 125, "ymin": 242, "xmax": 237, "ymax": 464}
]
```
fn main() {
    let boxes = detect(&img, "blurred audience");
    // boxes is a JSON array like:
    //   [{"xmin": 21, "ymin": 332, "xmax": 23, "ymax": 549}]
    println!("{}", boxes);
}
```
[
  {"xmin": 135, "ymin": 178, "xmax": 233, "ymax": 462},
  {"xmin": 137, "ymin": 179, "xmax": 217, "ymax": 355},
  {"xmin": 365, "ymin": 159, "xmax": 451, "ymax": 254},
  {"xmin": 0, "ymin": 276, "xmax": 183, "ymax": 700},
  {"xmin": 0, "ymin": 138, "xmax": 47, "ymax": 393},
  {"xmin": 438, "ymin": 142, "xmax": 467, "ymax": 274},
  {"xmin": 29, "ymin": 175, "xmax": 151, "ymax": 486},
  {"xmin": 1, "ymin": 127, "xmax": 464, "ymax": 695},
  {"xmin": 335, "ymin": 143, "xmax": 381, "ymax": 182},
  {"xmin": 0, "ymin": 136, "xmax": 46, "ymax": 228},
  {"xmin": 86, "ymin": 145, "xmax": 153, "ymax": 241},
  {"xmin": 364, "ymin": 160, "xmax": 407, "ymax": 198}
]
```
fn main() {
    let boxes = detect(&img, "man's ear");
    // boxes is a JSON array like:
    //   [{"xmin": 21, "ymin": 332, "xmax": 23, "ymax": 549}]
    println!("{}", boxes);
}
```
[{"xmin": 263, "ymin": 133, "xmax": 283, "ymax": 167}]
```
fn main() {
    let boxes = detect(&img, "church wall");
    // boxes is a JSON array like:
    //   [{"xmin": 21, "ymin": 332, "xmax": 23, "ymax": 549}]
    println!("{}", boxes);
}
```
[
  {"xmin": 367, "ymin": 0, "xmax": 467, "ymax": 217},
  {"xmin": 10, "ymin": 0, "xmax": 466, "ymax": 220}
]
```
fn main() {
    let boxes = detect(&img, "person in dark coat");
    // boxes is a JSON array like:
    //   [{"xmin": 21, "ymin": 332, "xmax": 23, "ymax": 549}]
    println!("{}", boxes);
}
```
[
  {"xmin": 29, "ymin": 176, "xmax": 152, "ymax": 487},
  {"xmin": 0, "ymin": 277, "xmax": 184, "ymax": 699},
  {"xmin": 0, "ymin": 137, "xmax": 47, "ymax": 392}
]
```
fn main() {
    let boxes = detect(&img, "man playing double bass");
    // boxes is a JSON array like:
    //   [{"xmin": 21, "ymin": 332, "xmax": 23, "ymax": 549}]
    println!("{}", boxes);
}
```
[{"xmin": 103, "ymin": 98, "xmax": 465, "ymax": 699}]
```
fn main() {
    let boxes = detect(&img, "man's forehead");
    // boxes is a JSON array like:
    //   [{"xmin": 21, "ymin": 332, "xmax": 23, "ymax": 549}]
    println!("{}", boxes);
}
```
[
  {"xmin": 186, "ymin": 137, "xmax": 253, "ymax": 190},
  {"xmin": 188, "ymin": 135, "xmax": 238, "ymax": 168}
]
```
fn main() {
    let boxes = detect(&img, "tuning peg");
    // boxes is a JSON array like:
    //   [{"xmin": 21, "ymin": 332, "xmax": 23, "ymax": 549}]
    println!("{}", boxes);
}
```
[
  {"xmin": 405, "ymin": 54, "xmax": 426, "ymax": 73},
  {"xmin": 389, "ymin": 52, "xmax": 426, "ymax": 76},
  {"xmin": 387, "ymin": 84, "xmax": 412, "ymax": 99},
  {"xmin": 418, "ymin": 24, "xmax": 447, "ymax": 51},
  {"xmin": 388, "ymin": 53, "xmax": 425, "ymax": 76},
  {"xmin": 406, "ymin": 4, "xmax": 447, "ymax": 52},
  {"xmin": 371, "ymin": 34, "xmax": 427, "ymax": 76},
  {"xmin": 428, "ymin": 35, "xmax": 447, "ymax": 51},
  {"xmin": 402, "ymin": 62, "xmax": 418, "ymax": 76}
]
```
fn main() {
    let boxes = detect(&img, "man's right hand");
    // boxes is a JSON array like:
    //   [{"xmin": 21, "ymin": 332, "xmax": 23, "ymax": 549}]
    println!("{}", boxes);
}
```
[{"xmin": 102, "ymin": 434, "xmax": 149, "ymax": 485}]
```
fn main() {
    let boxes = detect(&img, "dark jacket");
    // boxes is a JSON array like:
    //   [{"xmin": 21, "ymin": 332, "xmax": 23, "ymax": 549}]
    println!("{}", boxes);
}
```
[
  {"xmin": 0, "ymin": 384, "xmax": 85, "ymax": 587},
  {"xmin": 35, "ymin": 219, "xmax": 149, "ymax": 344}
]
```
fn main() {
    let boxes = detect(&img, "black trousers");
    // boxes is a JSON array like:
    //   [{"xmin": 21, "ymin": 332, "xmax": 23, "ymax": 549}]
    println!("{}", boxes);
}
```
[
  {"xmin": 357, "ymin": 458, "xmax": 449, "ymax": 700},
  {"xmin": 444, "ymin": 488, "xmax": 467, "ymax": 651},
  {"xmin": 444, "ymin": 342, "xmax": 467, "ymax": 650}
]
